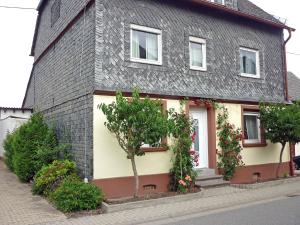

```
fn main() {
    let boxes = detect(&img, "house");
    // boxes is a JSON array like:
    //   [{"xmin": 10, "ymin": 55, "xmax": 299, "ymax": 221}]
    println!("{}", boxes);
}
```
[
  {"xmin": 288, "ymin": 72, "xmax": 300, "ymax": 156},
  {"xmin": 0, "ymin": 107, "xmax": 32, "ymax": 158},
  {"xmin": 22, "ymin": 0, "xmax": 295, "ymax": 198}
]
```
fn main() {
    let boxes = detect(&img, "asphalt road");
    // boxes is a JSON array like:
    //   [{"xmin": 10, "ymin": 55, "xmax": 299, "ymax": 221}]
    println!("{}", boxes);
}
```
[{"xmin": 156, "ymin": 196, "xmax": 300, "ymax": 225}]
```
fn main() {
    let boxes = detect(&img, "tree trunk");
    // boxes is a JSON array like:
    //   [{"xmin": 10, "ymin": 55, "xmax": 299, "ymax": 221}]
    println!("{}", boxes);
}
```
[
  {"xmin": 276, "ymin": 142, "xmax": 286, "ymax": 178},
  {"xmin": 130, "ymin": 155, "xmax": 139, "ymax": 198}
]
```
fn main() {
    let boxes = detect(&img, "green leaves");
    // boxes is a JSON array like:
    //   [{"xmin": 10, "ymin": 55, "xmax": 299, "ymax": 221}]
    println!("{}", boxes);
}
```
[
  {"xmin": 259, "ymin": 102, "xmax": 300, "ymax": 145},
  {"xmin": 32, "ymin": 160, "xmax": 76, "ymax": 196},
  {"xmin": 217, "ymin": 107, "xmax": 244, "ymax": 181},
  {"xmin": 98, "ymin": 89, "xmax": 169, "ymax": 156},
  {"xmin": 168, "ymin": 101, "xmax": 197, "ymax": 193},
  {"xmin": 50, "ymin": 178, "xmax": 104, "ymax": 212},
  {"xmin": 3, "ymin": 112, "xmax": 71, "ymax": 182}
]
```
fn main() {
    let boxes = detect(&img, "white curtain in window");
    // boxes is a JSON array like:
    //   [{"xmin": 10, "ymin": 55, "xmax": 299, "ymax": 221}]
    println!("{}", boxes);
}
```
[
  {"xmin": 191, "ymin": 42, "xmax": 203, "ymax": 67},
  {"xmin": 132, "ymin": 31, "xmax": 140, "ymax": 58},
  {"xmin": 245, "ymin": 115, "xmax": 259, "ymax": 140},
  {"xmin": 146, "ymin": 33, "xmax": 158, "ymax": 60},
  {"xmin": 240, "ymin": 50, "xmax": 256, "ymax": 74}
]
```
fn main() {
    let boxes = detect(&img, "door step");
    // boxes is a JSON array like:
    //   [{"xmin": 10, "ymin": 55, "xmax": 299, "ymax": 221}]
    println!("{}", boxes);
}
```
[{"xmin": 195, "ymin": 174, "xmax": 230, "ymax": 189}]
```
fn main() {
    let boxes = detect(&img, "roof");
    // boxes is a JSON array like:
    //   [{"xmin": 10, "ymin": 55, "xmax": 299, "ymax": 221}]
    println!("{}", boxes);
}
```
[
  {"xmin": 30, "ymin": 0, "xmax": 295, "ymax": 57},
  {"xmin": 0, "ymin": 107, "xmax": 33, "ymax": 112},
  {"xmin": 288, "ymin": 72, "xmax": 300, "ymax": 101}
]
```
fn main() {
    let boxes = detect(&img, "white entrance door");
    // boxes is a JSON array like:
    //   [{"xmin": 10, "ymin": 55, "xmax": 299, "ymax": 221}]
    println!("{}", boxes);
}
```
[{"xmin": 190, "ymin": 108, "xmax": 209, "ymax": 169}]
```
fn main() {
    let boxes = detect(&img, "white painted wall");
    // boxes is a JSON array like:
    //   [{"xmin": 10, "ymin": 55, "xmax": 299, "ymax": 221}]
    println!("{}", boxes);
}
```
[
  {"xmin": 216, "ymin": 103, "xmax": 290, "ymax": 166},
  {"xmin": 0, "ymin": 117, "xmax": 30, "ymax": 157},
  {"xmin": 0, "ymin": 109, "xmax": 31, "ymax": 120},
  {"xmin": 0, "ymin": 109, "xmax": 31, "ymax": 157}
]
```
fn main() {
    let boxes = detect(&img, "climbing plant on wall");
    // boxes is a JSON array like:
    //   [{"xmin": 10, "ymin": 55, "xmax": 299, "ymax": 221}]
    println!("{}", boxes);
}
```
[{"xmin": 216, "ymin": 107, "xmax": 244, "ymax": 181}]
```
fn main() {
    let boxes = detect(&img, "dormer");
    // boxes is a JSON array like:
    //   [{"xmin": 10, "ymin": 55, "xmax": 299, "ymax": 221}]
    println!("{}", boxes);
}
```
[{"xmin": 210, "ymin": 0, "xmax": 238, "ymax": 10}]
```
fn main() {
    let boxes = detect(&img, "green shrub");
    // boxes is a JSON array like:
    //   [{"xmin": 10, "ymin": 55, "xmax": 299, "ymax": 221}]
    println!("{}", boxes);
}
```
[
  {"xmin": 50, "ymin": 179, "xmax": 104, "ymax": 212},
  {"xmin": 32, "ymin": 160, "xmax": 76, "ymax": 196},
  {"xmin": 11, "ymin": 113, "xmax": 59, "ymax": 182},
  {"xmin": 3, "ymin": 132, "xmax": 16, "ymax": 171}
]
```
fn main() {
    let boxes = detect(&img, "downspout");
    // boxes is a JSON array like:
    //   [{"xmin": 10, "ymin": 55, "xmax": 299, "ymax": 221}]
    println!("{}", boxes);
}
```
[
  {"xmin": 283, "ymin": 28, "xmax": 292, "ymax": 102},
  {"xmin": 283, "ymin": 28, "xmax": 295, "ymax": 177}
]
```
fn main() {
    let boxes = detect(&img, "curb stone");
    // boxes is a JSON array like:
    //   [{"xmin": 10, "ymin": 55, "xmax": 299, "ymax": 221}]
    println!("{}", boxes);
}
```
[{"xmin": 102, "ymin": 191, "xmax": 204, "ymax": 213}]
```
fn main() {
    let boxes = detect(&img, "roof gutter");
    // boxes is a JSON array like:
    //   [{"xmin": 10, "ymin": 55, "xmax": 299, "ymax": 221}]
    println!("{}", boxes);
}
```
[{"xmin": 188, "ymin": 0, "xmax": 295, "ymax": 31}]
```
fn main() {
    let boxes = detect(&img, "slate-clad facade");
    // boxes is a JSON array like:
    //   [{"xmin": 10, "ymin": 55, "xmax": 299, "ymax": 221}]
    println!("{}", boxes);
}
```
[
  {"xmin": 95, "ymin": 0, "xmax": 285, "ymax": 102},
  {"xmin": 23, "ymin": 0, "xmax": 294, "ymax": 196}
]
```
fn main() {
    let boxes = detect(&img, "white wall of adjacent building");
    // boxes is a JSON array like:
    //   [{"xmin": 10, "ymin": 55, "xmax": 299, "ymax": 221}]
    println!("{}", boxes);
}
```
[{"xmin": 0, "ymin": 108, "xmax": 32, "ymax": 157}]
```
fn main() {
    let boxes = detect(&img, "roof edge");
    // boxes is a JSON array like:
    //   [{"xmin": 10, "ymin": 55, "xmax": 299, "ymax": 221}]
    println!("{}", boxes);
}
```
[
  {"xmin": 0, "ymin": 107, "xmax": 33, "ymax": 111},
  {"xmin": 29, "ymin": 0, "xmax": 295, "ymax": 58},
  {"xmin": 188, "ymin": 0, "xmax": 295, "ymax": 31}
]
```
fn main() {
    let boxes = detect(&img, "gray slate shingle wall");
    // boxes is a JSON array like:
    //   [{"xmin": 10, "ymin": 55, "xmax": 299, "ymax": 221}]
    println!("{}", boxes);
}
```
[
  {"xmin": 24, "ymin": 5, "xmax": 95, "ymax": 179},
  {"xmin": 34, "ymin": 0, "xmax": 91, "ymax": 59},
  {"xmin": 94, "ymin": 0, "xmax": 285, "ymax": 102},
  {"xmin": 288, "ymin": 72, "xmax": 300, "ymax": 101}
]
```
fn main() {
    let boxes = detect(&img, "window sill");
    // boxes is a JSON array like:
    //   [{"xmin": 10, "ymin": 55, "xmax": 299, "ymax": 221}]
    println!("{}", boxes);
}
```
[
  {"xmin": 243, "ymin": 142, "xmax": 267, "ymax": 148},
  {"xmin": 130, "ymin": 58, "xmax": 162, "ymax": 66},
  {"xmin": 190, "ymin": 66, "xmax": 207, "ymax": 72},
  {"xmin": 142, "ymin": 147, "xmax": 168, "ymax": 153},
  {"xmin": 240, "ymin": 73, "xmax": 260, "ymax": 79}
]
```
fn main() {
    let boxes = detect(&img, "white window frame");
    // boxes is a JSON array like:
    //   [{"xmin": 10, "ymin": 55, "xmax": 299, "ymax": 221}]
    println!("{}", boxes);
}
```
[
  {"xmin": 189, "ymin": 36, "xmax": 207, "ymax": 71},
  {"xmin": 240, "ymin": 47, "xmax": 260, "ymax": 79},
  {"xmin": 243, "ymin": 111, "xmax": 261, "ymax": 144},
  {"xmin": 210, "ymin": 0, "xmax": 225, "ymax": 5},
  {"xmin": 130, "ymin": 24, "xmax": 162, "ymax": 65}
]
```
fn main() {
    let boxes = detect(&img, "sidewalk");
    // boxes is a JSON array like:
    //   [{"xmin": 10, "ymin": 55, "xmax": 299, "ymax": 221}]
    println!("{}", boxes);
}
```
[
  {"xmin": 1, "ymin": 158, "xmax": 300, "ymax": 225},
  {"xmin": 0, "ymin": 160, "xmax": 66, "ymax": 225},
  {"xmin": 40, "ymin": 177, "xmax": 300, "ymax": 225}
]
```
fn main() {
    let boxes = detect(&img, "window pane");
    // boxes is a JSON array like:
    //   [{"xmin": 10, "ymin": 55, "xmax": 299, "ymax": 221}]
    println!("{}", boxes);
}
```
[
  {"xmin": 240, "ymin": 49, "xmax": 257, "ymax": 75},
  {"xmin": 194, "ymin": 119, "xmax": 199, "ymax": 154},
  {"xmin": 132, "ymin": 30, "xmax": 158, "ymax": 61},
  {"xmin": 190, "ymin": 42, "xmax": 203, "ymax": 67},
  {"xmin": 244, "ymin": 115, "xmax": 259, "ymax": 140},
  {"xmin": 214, "ymin": 0, "xmax": 223, "ymax": 4}
]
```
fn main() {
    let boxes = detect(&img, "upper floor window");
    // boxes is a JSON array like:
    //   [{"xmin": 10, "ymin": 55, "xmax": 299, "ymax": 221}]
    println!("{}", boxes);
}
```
[
  {"xmin": 189, "ymin": 37, "xmax": 207, "ymax": 71},
  {"xmin": 130, "ymin": 24, "xmax": 162, "ymax": 65},
  {"xmin": 211, "ymin": 0, "xmax": 225, "ymax": 5},
  {"xmin": 240, "ymin": 47, "xmax": 260, "ymax": 78},
  {"xmin": 51, "ymin": 0, "xmax": 61, "ymax": 27}
]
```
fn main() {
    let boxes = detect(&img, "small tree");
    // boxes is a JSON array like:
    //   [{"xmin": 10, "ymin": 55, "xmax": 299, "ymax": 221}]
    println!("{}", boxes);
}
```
[
  {"xmin": 99, "ymin": 90, "xmax": 169, "ymax": 198},
  {"xmin": 259, "ymin": 102, "xmax": 300, "ymax": 177}
]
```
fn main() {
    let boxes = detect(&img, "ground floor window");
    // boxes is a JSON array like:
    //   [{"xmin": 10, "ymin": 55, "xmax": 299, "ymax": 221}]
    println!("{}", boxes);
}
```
[{"xmin": 242, "ymin": 106, "xmax": 266, "ymax": 147}]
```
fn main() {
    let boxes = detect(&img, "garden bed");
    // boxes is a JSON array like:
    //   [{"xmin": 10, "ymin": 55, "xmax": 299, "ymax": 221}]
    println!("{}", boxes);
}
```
[
  {"xmin": 106, "ymin": 186, "xmax": 201, "ymax": 205},
  {"xmin": 102, "ymin": 187, "xmax": 201, "ymax": 213}
]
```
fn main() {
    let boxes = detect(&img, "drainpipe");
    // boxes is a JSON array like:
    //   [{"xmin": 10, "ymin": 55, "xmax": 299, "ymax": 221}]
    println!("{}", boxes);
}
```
[
  {"xmin": 283, "ymin": 28, "xmax": 295, "ymax": 177},
  {"xmin": 283, "ymin": 28, "xmax": 292, "ymax": 102}
]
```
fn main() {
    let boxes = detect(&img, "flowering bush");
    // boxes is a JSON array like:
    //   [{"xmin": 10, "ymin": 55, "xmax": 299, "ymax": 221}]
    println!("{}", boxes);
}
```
[
  {"xmin": 217, "ymin": 107, "xmax": 244, "ymax": 180},
  {"xmin": 169, "ymin": 101, "xmax": 197, "ymax": 193}
]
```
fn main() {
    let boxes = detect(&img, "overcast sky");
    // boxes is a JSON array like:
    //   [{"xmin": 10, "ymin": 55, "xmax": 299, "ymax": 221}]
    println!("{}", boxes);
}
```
[{"xmin": 0, "ymin": 0, "xmax": 299, "ymax": 107}]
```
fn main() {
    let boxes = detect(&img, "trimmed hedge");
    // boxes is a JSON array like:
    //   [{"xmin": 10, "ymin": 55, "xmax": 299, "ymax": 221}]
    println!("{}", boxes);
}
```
[
  {"xmin": 50, "ymin": 178, "xmax": 104, "ymax": 212},
  {"xmin": 3, "ymin": 112, "xmax": 70, "ymax": 182},
  {"xmin": 3, "ymin": 132, "xmax": 15, "ymax": 171},
  {"xmin": 32, "ymin": 160, "xmax": 77, "ymax": 196}
]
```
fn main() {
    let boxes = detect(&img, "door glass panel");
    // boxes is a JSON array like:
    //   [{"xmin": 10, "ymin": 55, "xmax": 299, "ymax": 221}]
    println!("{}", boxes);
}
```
[{"xmin": 194, "ymin": 119, "xmax": 200, "ymax": 155}]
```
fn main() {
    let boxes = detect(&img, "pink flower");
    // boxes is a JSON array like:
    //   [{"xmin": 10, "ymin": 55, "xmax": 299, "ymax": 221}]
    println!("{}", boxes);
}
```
[
  {"xmin": 179, "ymin": 180, "xmax": 187, "ymax": 186},
  {"xmin": 185, "ymin": 175, "xmax": 192, "ymax": 182},
  {"xmin": 191, "ymin": 131, "xmax": 197, "ymax": 142}
]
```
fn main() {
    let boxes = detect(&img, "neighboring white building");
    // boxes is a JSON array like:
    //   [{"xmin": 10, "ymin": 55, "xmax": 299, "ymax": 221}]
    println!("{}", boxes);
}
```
[{"xmin": 0, "ymin": 107, "xmax": 32, "ymax": 158}]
